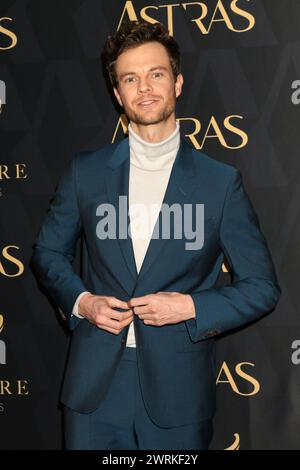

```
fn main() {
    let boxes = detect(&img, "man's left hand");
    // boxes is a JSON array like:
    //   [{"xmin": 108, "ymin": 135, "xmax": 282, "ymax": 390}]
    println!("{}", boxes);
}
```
[{"xmin": 128, "ymin": 292, "xmax": 196, "ymax": 327}]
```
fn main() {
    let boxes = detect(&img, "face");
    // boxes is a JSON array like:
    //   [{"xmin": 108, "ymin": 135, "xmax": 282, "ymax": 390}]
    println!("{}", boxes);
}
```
[{"xmin": 113, "ymin": 41, "xmax": 183, "ymax": 127}]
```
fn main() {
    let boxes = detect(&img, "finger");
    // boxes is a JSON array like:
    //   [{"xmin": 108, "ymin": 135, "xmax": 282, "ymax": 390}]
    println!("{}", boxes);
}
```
[
  {"xmin": 98, "ymin": 316, "xmax": 125, "ymax": 331},
  {"xmin": 143, "ymin": 320, "xmax": 159, "ymax": 326},
  {"xmin": 107, "ymin": 297, "xmax": 129, "ymax": 310},
  {"xmin": 99, "ymin": 305, "xmax": 130, "ymax": 319},
  {"xmin": 119, "ymin": 315, "xmax": 134, "ymax": 329},
  {"xmin": 144, "ymin": 319, "xmax": 165, "ymax": 326},
  {"xmin": 117, "ymin": 313, "xmax": 134, "ymax": 329},
  {"xmin": 100, "ymin": 325, "xmax": 122, "ymax": 335},
  {"xmin": 105, "ymin": 316, "xmax": 133, "ymax": 332},
  {"xmin": 133, "ymin": 306, "xmax": 152, "ymax": 315},
  {"xmin": 137, "ymin": 314, "xmax": 157, "ymax": 320},
  {"xmin": 109, "ymin": 308, "xmax": 133, "ymax": 321},
  {"xmin": 128, "ymin": 295, "xmax": 151, "ymax": 307},
  {"xmin": 99, "ymin": 314, "xmax": 133, "ymax": 333}
]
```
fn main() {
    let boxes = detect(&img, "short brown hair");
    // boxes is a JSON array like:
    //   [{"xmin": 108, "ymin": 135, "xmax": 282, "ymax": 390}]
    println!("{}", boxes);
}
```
[{"xmin": 102, "ymin": 20, "xmax": 181, "ymax": 89}]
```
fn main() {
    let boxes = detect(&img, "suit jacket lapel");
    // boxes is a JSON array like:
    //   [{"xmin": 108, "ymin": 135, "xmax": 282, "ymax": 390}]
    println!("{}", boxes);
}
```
[{"xmin": 104, "ymin": 138, "xmax": 138, "ymax": 291}]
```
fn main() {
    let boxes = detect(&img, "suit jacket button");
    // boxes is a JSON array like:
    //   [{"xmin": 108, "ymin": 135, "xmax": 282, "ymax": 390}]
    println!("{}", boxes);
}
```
[
  {"xmin": 206, "ymin": 330, "xmax": 220, "ymax": 337},
  {"xmin": 121, "ymin": 338, "xmax": 125, "ymax": 344}
]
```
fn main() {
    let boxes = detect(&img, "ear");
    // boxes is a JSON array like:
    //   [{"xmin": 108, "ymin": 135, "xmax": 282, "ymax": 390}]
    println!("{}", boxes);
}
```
[
  {"xmin": 113, "ymin": 86, "xmax": 123, "ymax": 107},
  {"xmin": 175, "ymin": 73, "xmax": 184, "ymax": 99}
]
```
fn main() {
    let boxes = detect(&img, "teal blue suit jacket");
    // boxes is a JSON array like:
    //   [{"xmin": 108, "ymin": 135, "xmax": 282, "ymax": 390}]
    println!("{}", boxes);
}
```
[{"xmin": 31, "ymin": 135, "xmax": 281, "ymax": 427}]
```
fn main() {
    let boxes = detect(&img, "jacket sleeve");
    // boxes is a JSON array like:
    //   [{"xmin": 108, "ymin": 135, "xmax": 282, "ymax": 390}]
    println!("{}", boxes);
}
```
[
  {"xmin": 186, "ymin": 169, "xmax": 281, "ymax": 342},
  {"xmin": 30, "ymin": 154, "xmax": 88, "ymax": 330}
]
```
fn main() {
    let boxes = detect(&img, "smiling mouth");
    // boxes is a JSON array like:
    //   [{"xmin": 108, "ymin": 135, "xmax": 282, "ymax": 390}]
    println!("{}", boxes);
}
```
[{"xmin": 138, "ymin": 99, "xmax": 159, "ymax": 108}]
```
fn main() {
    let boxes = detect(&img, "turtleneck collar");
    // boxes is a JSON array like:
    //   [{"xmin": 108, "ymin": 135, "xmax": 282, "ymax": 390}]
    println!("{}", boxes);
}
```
[{"xmin": 128, "ymin": 121, "xmax": 180, "ymax": 171}]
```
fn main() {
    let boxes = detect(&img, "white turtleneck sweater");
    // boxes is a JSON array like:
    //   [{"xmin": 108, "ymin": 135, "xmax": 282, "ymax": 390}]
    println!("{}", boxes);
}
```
[
  {"xmin": 72, "ymin": 121, "xmax": 180, "ymax": 348},
  {"xmin": 125, "ymin": 121, "xmax": 180, "ymax": 346}
]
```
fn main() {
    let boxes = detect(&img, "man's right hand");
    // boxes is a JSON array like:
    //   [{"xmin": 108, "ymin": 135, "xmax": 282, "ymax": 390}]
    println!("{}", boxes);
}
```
[{"xmin": 78, "ymin": 294, "xmax": 133, "ymax": 335}]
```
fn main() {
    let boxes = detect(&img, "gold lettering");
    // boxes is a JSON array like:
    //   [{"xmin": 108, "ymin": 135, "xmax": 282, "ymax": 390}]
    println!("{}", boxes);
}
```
[
  {"xmin": 0, "ymin": 164, "xmax": 10, "ymax": 179},
  {"xmin": 230, "ymin": 0, "xmax": 255, "ymax": 33},
  {"xmin": 235, "ymin": 362, "xmax": 260, "ymax": 396},
  {"xmin": 0, "ymin": 381, "xmax": 11, "ymax": 395},
  {"xmin": 158, "ymin": 4, "xmax": 180, "ymax": 36},
  {"xmin": 0, "ymin": 380, "xmax": 29, "ymax": 395},
  {"xmin": 0, "ymin": 17, "xmax": 17, "ymax": 50},
  {"xmin": 223, "ymin": 115, "xmax": 248, "ymax": 149},
  {"xmin": 180, "ymin": 116, "xmax": 247, "ymax": 149},
  {"xmin": 17, "ymin": 380, "xmax": 29, "ymax": 395},
  {"xmin": 183, "ymin": 0, "xmax": 255, "ymax": 34},
  {"xmin": 200, "ymin": 115, "xmax": 227, "ymax": 148},
  {"xmin": 225, "ymin": 433, "xmax": 240, "ymax": 450},
  {"xmin": 112, "ymin": 115, "xmax": 247, "ymax": 150},
  {"xmin": 0, "ymin": 245, "xmax": 24, "ymax": 277},
  {"xmin": 207, "ymin": 0, "xmax": 235, "ymax": 34},
  {"xmin": 140, "ymin": 6, "xmax": 159, "ymax": 25},
  {"xmin": 182, "ymin": 2, "xmax": 208, "ymax": 34},
  {"xmin": 15, "ymin": 163, "xmax": 27, "ymax": 179},
  {"xmin": 177, "ymin": 117, "xmax": 202, "ymax": 148},
  {"xmin": 217, "ymin": 361, "xmax": 240, "ymax": 393},
  {"xmin": 217, "ymin": 361, "xmax": 260, "ymax": 396},
  {"xmin": 112, "ymin": 114, "xmax": 129, "ymax": 143},
  {"xmin": 222, "ymin": 263, "xmax": 228, "ymax": 272},
  {"xmin": 0, "ymin": 164, "xmax": 28, "ymax": 179},
  {"xmin": 117, "ymin": 1, "xmax": 138, "ymax": 30},
  {"xmin": 116, "ymin": 1, "xmax": 255, "ymax": 36}
]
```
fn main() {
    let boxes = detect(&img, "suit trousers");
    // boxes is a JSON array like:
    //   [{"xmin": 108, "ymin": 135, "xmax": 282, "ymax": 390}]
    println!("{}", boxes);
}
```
[{"xmin": 64, "ymin": 346, "xmax": 214, "ymax": 450}]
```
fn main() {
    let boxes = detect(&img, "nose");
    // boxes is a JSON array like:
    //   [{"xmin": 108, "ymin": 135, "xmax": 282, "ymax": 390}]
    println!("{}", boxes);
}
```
[{"xmin": 138, "ymin": 76, "xmax": 152, "ymax": 94}]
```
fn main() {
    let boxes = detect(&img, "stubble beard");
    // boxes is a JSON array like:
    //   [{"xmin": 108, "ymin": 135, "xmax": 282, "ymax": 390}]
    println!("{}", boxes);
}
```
[{"xmin": 124, "ymin": 91, "xmax": 176, "ymax": 126}]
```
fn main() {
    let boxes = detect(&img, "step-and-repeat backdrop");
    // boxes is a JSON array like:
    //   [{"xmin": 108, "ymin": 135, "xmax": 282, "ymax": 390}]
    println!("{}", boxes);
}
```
[{"xmin": 0, "ymin": 0, "xmax": 299, "ymax": 450}]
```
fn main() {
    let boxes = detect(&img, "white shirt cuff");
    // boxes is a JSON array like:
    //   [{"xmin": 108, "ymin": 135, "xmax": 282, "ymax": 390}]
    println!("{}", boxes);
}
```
[{"xmin": 72, "ymin": 291, "xmax": 92, "ymax": 319}]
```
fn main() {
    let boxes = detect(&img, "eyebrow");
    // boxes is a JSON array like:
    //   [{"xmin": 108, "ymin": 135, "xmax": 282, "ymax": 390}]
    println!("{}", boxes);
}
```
[{"xmin": 119, "ymin": 66, "xmax": 169, "ymax": 81}]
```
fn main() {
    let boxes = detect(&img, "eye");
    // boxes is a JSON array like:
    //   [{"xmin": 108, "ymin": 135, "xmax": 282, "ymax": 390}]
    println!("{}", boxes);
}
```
[
  {"xmin": 124, "ymin": 77, "xmax": 136, "ymax": 83},
  {"xmin": 152, "ymin": 72, "xmax": 162, "ymax": 78}
]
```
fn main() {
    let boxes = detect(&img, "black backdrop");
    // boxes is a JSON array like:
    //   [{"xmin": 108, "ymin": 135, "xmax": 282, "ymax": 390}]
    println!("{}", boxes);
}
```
[{"xmin": 0, "ymin": 0, "xmax": 299, "ymax": 450}]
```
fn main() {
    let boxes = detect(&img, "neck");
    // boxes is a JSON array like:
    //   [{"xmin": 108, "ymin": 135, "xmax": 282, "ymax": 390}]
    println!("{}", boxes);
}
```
[
  {"xmin": 129, "ymin": 116, "xmax": 177, "ymax": 142},
  {"xmin": 128, "ymin": 120, "xmax": 180, "ymax": 171}
]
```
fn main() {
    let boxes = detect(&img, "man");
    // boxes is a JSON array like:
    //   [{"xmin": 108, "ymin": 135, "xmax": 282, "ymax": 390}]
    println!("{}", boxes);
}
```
[{"xmin": 31, "ymin": 20, "xmax": 281, "ymax": 450}]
